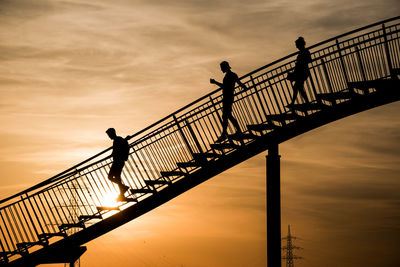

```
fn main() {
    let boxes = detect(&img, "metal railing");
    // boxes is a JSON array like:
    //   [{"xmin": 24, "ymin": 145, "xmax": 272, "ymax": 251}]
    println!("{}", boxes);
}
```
[{"xmin": 0, "ymin": 16, "xmax": 399, "ymax": 264}]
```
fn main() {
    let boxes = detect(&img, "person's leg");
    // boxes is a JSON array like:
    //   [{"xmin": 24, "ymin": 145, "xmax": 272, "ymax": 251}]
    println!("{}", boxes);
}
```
[
  {"xmin": 228, "ymin": 114, "xmax": 241, "ymax": 134},
  {"xmin": 108, "ymin": 163, "xmax": 117, "ymax": 182},
  {"xmin": 290, "ymin": 82, "xmax": 299, "ymax": 105},
  {"xmin": 298, "ymin": 81, "xmax": 310, "ymax": 103},
  {"xmin": 217, "ymin": 103, "xmax": 230, "ymax": 142},
  {"xmin": 112, "ymin": 161, "xmax": 129, "ymax": 196}
]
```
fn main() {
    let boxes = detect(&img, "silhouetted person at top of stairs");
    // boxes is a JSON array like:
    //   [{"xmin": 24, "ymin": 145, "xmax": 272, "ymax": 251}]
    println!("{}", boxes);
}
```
[
  {"xmin": 106, "ymin": 128, "xmax": 130, "ymax": 201},
  {"xmin": 287, "ymin": 37, "xmax": 312, "ymax": 106},
  {"xmin": 210, "ymin": 61, "xmax": 248, "ymax": 143}
]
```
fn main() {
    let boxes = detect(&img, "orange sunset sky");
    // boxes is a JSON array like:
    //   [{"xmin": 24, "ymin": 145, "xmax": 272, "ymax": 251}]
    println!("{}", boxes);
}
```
[{"xmin": 1, "ymin": 0, "xmax": 400, "ymax": 266}]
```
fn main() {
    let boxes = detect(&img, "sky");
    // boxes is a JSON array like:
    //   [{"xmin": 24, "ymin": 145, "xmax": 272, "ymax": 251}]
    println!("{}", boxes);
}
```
[{"xmin": 0, "ymin": 0, "xmax": 400, "ymax": 266}]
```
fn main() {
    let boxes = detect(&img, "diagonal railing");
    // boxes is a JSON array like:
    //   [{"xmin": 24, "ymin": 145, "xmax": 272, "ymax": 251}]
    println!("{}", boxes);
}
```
[{"xmin": 0, "ymin": 16, "xmax": 399, "ymax": 264}]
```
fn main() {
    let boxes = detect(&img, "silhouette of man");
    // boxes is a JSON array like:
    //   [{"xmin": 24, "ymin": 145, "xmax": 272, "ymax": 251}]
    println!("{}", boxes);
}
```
[
  {"xmin": 106, "ymin": 128, "xmax": 130, "ymax": 200},
  {"xmin": 210, "ymin": 61, "xmax": 248, "ymax": 142},
  {"xmin": 287, "ymin": 37, "xmax": 312, "ymax": 105}
]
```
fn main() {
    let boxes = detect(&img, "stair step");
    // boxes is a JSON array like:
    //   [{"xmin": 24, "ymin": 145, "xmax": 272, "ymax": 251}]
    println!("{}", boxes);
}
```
[
  {"xmin": 160, "ymin": 171, "xmax": 185, "ymax": 177},
  {"xmin": 144, "ymin": 179, "xmax": 170, "ymax": 186},
  {"xmin": 227, "ymin": 133, "xmax": 257, "ymax": 141},
  {"xmin": 38, "ymin": 233, "xmax": 67, "ymax": 239},
  {"xmin": 268, "ymin": 113, "xmax": 299, "ymax": 121},
  {"xmin": 130, "ymin": 188, "xmax": 154, "ymax": 194},
  {"xmin": 16, "ymin": 241, "xmax": 47, "ymax": 249},
  {"xmin": 211, "ymin": 143, "xmax": 240, "ymax": 151},
  {"xmin": 247, "ymin": 123, "xmax": 276, "ymax": 132},
  {"xmin": 318, "ymin": 90, "xmax": 352, "ymax": 102},
  {"xmin": 116, "ymin": 196, "xmax": 138, "ymax": 202},
  {"xmin": 177, "ymin": 161, "xmax": 201, "ymax": 169},
  {"xmin": 288, "ymin": 102, "xmax": 326, "ymax": 112},
  {"xmin": 78, "ymin": 215, "xmax": 103, "ymax": 221},
  {"xmin": 96, "ymin": 206, "xmax": 120, "ymax": 211},
  {"xmin": 348, "ymin": 80, "xmax": 394, "ymax": 90},
  {"xmin": 58, "ymin": 221, "xmax": 85, "ymax": 230},
  {"xmin": 193, "ymin": 152, "xmax": 220, "ymax": 161}
]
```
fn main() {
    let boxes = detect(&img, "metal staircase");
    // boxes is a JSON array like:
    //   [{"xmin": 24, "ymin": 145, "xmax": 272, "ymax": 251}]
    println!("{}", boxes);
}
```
[{"xmin": 0, "ymin": 16, "xmax": 399, "ymax": 266}]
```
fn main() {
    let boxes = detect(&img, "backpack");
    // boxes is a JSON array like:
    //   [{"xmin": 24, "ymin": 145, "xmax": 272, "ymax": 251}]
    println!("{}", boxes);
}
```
[{"xmin": 122, "ymin": 138, "xmax": 130, "ymax": 161}]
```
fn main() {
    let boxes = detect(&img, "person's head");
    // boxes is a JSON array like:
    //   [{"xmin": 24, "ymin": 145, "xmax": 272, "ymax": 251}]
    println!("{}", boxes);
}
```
[
  {"xmin": 220, "ymin": 61, "xmax": 231, "ymax": 73},
  {"xmin": 106, "ymin": 128, "xmax": 117, "ymax": 139},
  {"xmin": 295, "ymin": 37, "xmax": 306, "ymax": 50}
]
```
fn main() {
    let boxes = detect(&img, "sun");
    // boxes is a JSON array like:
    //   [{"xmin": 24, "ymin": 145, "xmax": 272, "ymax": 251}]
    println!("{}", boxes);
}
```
[{"xmin": 100, "ymin": 192, "xmax": 119, "ymax": 208}]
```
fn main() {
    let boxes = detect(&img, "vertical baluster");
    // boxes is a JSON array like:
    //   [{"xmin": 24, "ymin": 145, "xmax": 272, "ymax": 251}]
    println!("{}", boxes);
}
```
[
  {"xmin": 185, "ymin": 120, "xmax": 204, "ymax": 154},
  {"xmin": 382, "ymin": 24, "xmax": 396, "ymax": 79},
  {"xmin": 266, "ymin": 79, "xmax": 284, "ymax": 115},
  {"xmin": 250, "ymin": 75, "xmax": 270, "ymax": 123},
  {"xmin": 173, "ymin": 115, "xmax": 195, "ymax": 158},
  {"xmin": 20, "ymin": 195, "xmax": 40, "ymax": 240},
  {"xmin": 355, "ymin": 46, "xmax": 367, "ymax": 81},
  {"xmin": 321, "ymin": 59, "xmax": 334, "ymax": 93},
  {"xmin": 336, "ymin": 39, "xmax": 350, "ymax": 87}
]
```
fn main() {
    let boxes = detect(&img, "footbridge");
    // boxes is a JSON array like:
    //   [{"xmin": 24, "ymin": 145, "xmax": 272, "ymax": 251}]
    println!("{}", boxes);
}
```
[{"xmin": 0, "ymin": 17, "xmax": 399, "ymax": 266}]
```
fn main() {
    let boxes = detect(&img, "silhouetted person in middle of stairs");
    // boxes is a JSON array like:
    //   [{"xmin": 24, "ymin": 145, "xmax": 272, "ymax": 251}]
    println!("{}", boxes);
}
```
[
  {"xmin": 287, "ymin": 37, "xmax": 312, "ymax": 106},
  {"xmin": 210, "ymin": 61, "xmax": 248, "ymax": 143},
  {"xmin": 106, "ymin": 128, "xmax": 130, "ymax": 201}
]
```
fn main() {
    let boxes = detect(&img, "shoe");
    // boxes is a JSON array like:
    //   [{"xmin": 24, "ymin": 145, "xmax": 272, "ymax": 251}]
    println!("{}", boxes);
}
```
[
  {"xmin": 121, "ymin": 184, "xmax": 130, "ymax": 193},
  {"xmin": 216, "ymin": 134, "xmax": 227, "ymax": 143},
  {"xmin": 116, "ymin": 194, "xmax": 129, "ymax": 202}
]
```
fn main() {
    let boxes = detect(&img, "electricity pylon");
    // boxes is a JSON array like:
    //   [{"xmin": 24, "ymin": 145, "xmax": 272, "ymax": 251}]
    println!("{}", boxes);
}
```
[{"xmin": 282, "ymin": 225, "xmax": 302, "ymax": 267}]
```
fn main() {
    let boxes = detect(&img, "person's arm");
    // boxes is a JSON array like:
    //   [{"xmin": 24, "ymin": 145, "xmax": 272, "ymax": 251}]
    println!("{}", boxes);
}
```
[
  {"xmin": 235, "ymin": 74, "xmax": 248, "ymax": 91},
  {"xmin": 210, "ymin": 78, "xmax": 223, "ymax": 87},
  {"xmin": 306, "ymin": 50, "xmax": 312, "ymax": 64}
]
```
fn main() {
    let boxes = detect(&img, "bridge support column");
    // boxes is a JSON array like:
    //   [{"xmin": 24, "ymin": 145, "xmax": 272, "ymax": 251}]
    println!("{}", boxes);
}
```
[{"xmin": 266, "ymin": 143, "xmax": 281, "ymax": 267}]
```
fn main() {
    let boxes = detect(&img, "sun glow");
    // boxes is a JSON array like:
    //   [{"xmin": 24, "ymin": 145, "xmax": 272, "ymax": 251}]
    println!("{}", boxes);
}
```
[{"xmin": 100, "ymin": 192, "xmax": 119, "ymax": 208}]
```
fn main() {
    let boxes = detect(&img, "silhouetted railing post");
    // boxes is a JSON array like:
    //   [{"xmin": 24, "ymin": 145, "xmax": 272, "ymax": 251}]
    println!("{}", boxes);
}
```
[
  {"xmin": 21, "ymin": 195, "xmax": 40, "ymax": 240},
  {"xmin": 336, "ymin": 39, "xmax": 350, "ymax": 85},
  {"xmin": 250, "ymin": 75, "xmax": 271, "ymax": 123},
  {"xmin": 173, "ymin": 115, "xmax": 195, "ymax": 158},
  {"xmin": 382, "ymin": 24, "xmax": 396, "ymax": 80},
  {"xmin": 266, "ymin": 143, "xmax": 281, "ymax": 267},
  {"xmin": 355, "ymin": 46, "xmax": 367, "ymax": 81},
  {"xmin": 185, "ymin": 120, "xmax": 204, "ymax": 154},
  {"xmin": 321, "ymin": 59, "xmax": 334, "ymax": 93}
]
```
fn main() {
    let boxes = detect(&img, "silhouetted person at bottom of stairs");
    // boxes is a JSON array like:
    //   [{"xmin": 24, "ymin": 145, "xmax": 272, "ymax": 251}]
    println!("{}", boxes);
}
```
[
  {"xmin": 287, "ymin": 37, "xmax": 312, "ymax": 106},
  {"xmin": 210, "ymin": 61, "xmax": 248, "ymax": 143},
  {"xmin": 106, "ymin": 128, "xmax": 130, "ymax": 200}
]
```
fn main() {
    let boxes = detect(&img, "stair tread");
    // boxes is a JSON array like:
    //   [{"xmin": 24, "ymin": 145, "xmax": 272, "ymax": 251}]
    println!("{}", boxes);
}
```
[
  {"xmin": 116, "ymin": 196, "xmax": 138, "ymax": 202},
  {"xmin": 348, "ymin": 79, "xmax": 395, "ymax": 88},
  {"xmin": 129, "ymin": 188, "xmax": 154, "ymax": 194},
  {"xmin": 59, "ymin": 222, "xmax": 85, "ymax": 230},
  {"xmin": 144, "ymin": 179, "xmax": 170, "ymax": 185},
  {"xmin": 177, "ymin": 161, "xmax": 201, "ymax": 168},
  {"xmin": 38, "ymin": 232, "xmax": 67, "ymax": 238},
  {"xmin": 287, "ymin": 102, "xmax": 325, "ymax": 111},
  {"xmin": 193, "ymin": 152, "xmax": 220, "ymax": 158},
  {"xmin": 268, "ymin": 113, "xmax": 299, "ymax": 121},
  {"xmin": 318, "ymin": 90, "xmax": 352, "ymax": 100},
  {"xmin": 16, "ymin": 241, "xmax": 47, "ymax": 248},
  {"xmin": 247, "ymin": 123, "xmax": 276, "ymax": 132},
  {"xmin": 96, "ymin": 206, "xmax": 120, "ymax": 211},
  {"xmin": 211, "ymin": 143, "xmax": 240, "ymax": 150},
  {"xmin": 78, "ymin": 215, "xmax": 103, "ymax": 220},
  {"xmin": 227, "ymin": 133, "xmax": 257, "ymax": 141},
  {"xmin": 160, "ymin": 171, "xmax": 185, "ymax": 177}
]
